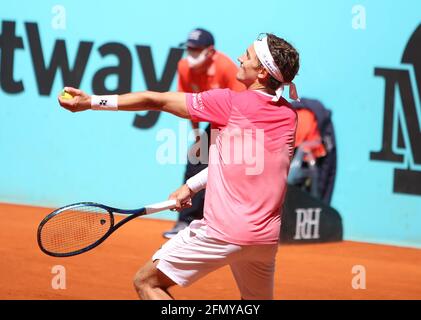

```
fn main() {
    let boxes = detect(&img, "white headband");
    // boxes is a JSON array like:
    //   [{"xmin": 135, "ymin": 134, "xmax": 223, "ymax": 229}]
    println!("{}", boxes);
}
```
[{"xmin": 253, "ymin": 36, "xmax": 299, "ymax": 102}]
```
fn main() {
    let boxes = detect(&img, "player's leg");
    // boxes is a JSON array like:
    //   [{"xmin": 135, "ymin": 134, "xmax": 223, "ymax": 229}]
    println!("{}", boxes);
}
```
[
  {"xmin": 229, "ymin": 244, "xmax": 278, "ymax": 300},
  {"xmin": 133, "ymin": 259, "xmax": 176, "ymax": 300},
  {"xmin": 141, "ymin": 220, "xmax": 242, "ymax": 299}
]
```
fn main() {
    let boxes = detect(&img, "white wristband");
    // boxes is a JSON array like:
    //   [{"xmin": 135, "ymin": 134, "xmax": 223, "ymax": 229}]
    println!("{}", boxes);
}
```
[
  {"xmin": 186, "ymin": 168, "xmax": 208, "ymax": 193},
  {"xmin": 91, "ymin": 95, "xmax": 118, "ymax": 111}
]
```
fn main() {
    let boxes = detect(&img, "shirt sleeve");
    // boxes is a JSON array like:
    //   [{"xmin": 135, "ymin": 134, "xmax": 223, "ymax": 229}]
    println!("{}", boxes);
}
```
[{"xmin": 186, "ymin": 89, "xmax": 232, "ymax": 127}]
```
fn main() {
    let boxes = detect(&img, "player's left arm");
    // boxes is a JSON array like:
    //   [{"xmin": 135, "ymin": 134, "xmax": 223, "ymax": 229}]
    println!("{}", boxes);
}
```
[
  {"xmin": 58, "ymin": 87, "xmax": 190, "ymax": 119},
  {"xmin": 119, "ymin": 91, "xmax": 189, "ymax": 118}
]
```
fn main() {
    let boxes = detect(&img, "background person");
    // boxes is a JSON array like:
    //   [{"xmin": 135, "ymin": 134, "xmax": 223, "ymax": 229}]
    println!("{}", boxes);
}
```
[{"xmin": 288, "ymin": 98, "xmax": 337, "ymax": 204}]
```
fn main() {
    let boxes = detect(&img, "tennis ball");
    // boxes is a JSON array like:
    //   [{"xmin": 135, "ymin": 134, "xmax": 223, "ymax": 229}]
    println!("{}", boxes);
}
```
[{"xmin": 60, "ymin": 89, "xmax": 73, "ymax": 100}]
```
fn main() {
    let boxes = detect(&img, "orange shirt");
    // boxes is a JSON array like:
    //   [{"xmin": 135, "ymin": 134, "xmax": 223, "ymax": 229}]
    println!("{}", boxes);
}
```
[
  {"xmin": 294, "ymin": 108, "xmax": 326, "ymax": 159},
  {"xmin": 177, "ymin": 51, "xmax": 246, "ymax": 93}
]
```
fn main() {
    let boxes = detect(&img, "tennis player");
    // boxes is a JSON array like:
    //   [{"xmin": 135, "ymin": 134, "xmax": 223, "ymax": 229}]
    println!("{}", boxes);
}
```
[{"xmin": 58, "ymin": 33, "xmax": 300, "ymax": 300}]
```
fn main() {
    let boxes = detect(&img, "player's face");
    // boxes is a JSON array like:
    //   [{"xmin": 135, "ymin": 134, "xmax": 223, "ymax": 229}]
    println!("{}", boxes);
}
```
[{"xmin": 236, "ymin": 45, "xmax": 263, "ymax": 87}]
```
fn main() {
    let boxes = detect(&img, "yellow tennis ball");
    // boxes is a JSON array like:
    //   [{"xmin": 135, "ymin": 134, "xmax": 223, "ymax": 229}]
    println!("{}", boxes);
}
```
[{"xmin": 60, "ymin": 89, "xmax": 73, "ymax": 100}]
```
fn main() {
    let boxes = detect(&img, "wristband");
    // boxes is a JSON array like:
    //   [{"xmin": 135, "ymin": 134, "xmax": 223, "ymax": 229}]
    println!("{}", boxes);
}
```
[
  {"xmin": 186, "ymin": 168, "xmax": 208, "ymax": 193},
  {"xmin": 91, "ymin": 95, "xmax": 118, "ymax": 111}
]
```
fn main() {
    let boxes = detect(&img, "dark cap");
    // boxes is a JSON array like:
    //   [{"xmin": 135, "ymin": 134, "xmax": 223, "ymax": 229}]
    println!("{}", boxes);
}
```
[{"xmin": 182, "ymin": 28, "xmax": 215, "ymax": 48}]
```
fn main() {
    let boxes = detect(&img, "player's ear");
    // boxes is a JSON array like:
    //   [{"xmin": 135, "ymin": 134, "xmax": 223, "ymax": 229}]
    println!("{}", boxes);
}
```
[{"xmin": 257, "ymin": 68, "xmax": 269, "ymax": 80}]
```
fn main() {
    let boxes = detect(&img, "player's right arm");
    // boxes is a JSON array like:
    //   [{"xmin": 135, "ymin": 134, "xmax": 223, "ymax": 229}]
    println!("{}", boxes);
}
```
[
  {"xmin": 58, "ymin": 87, "xmax": 190, "ymax": 119},
  {"xmin": 168, "ymin": 167, "xmax": 208, "ymax": 210}
]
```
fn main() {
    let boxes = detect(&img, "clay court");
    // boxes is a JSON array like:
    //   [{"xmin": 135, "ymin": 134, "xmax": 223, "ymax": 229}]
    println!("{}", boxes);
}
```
[{"xmin": 1, "ymin": 203, "xmax": 420, "ymax": 300}]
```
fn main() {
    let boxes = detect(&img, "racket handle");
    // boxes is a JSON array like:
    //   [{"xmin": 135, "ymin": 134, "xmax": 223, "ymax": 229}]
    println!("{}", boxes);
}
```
[{"xmin": 145, "ymin": 199, "xmax": 177, "ymax": 214}]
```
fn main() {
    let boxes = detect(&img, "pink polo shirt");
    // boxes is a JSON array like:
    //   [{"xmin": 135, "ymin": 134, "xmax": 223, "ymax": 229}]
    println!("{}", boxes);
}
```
[{"xmin": 186, "ymin": 89, "xmax": 297, "ymax": 245}]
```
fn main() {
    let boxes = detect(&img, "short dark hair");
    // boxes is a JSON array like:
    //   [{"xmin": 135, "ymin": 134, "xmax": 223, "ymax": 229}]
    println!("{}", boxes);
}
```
[{"xmin": 258, "ymin": 33, "xmax": 300, "ymax": 91}]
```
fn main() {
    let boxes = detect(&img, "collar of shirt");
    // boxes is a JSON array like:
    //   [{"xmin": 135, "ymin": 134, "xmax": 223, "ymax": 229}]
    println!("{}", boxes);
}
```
[{"xmin": 252, "ymin": 89, "xmax": 275, "ymax": 98}]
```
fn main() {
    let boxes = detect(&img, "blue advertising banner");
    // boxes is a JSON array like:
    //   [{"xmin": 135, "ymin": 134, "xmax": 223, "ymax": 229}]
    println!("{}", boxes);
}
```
[{"xmin": 1, "ymin": 0, "xmax": 420, "ymax": 247}]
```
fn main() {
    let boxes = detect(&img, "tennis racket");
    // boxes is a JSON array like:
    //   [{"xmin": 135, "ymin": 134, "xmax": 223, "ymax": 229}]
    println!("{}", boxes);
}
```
[{"xmin": 37, "ymin": 200, "xmax": 176, "ymax": 257}]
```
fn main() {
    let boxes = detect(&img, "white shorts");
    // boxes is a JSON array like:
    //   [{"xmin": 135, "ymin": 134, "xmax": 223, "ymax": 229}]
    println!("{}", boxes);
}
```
[{"xmin": 152, "ymin": 219, "xmax": 278, "ymax": 300}]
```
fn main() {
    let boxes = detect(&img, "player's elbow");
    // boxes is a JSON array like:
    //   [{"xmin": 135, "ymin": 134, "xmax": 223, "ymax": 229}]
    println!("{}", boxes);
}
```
[
  {"xmin": 144, "ymin": 92, "xmax": 190, "ymax": 119},
  {"xmin": 164, "ymin": 106, "xmax": 190, "ymax": 120},
  {"xmin": 161, "ymin": 92, "xmax": 191, "ymax": 119},
  {"xmin": 142, "ymin": 91, "xmax": 165, "ymax": 110}
]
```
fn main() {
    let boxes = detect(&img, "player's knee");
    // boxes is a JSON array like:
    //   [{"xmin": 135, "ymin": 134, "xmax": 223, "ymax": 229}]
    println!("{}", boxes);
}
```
[
  {"xmin": 133, "ymin": 261, "xmax": 160, "ymax": 291},
  {"xmin": 133, "ymin": 268, "xmax": 151, "ymax": 292},
  {"xmin": 133, "ymin": 260, "xmax": 176, "ymax": 296}
]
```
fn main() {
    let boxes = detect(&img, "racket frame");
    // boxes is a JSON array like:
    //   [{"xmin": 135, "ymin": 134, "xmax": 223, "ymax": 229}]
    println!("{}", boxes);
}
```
[{"xmin": 37, "ymin": 202, "xmax": 147, "ymax": 257}]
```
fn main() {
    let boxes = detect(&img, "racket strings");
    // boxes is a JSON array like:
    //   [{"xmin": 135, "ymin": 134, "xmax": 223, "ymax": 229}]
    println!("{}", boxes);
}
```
[{"xmin": 39, "ymin": 206, "xmax": 112, "ymax": 254}]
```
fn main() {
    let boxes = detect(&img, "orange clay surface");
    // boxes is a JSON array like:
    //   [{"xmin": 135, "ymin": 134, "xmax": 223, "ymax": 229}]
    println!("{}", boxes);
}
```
[{"xmin": 0, "ymin": 202, "xmax": 420, "ymax": 300}]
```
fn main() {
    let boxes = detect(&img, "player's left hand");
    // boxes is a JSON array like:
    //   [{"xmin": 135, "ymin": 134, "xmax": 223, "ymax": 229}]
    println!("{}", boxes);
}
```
[{"xmin": 58, "ymin": 87, "xmax": 91, "ymax": 112}]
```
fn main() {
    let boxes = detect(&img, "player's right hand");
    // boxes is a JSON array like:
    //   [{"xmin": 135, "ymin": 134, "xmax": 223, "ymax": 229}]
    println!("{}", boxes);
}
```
[
  {"xmin": 58, "ymin": 87, "xmax": 91, "ymax": 113},
  {"xmin": 168, "ymin": 184, "xmax": 194, "ymax": 211}
]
